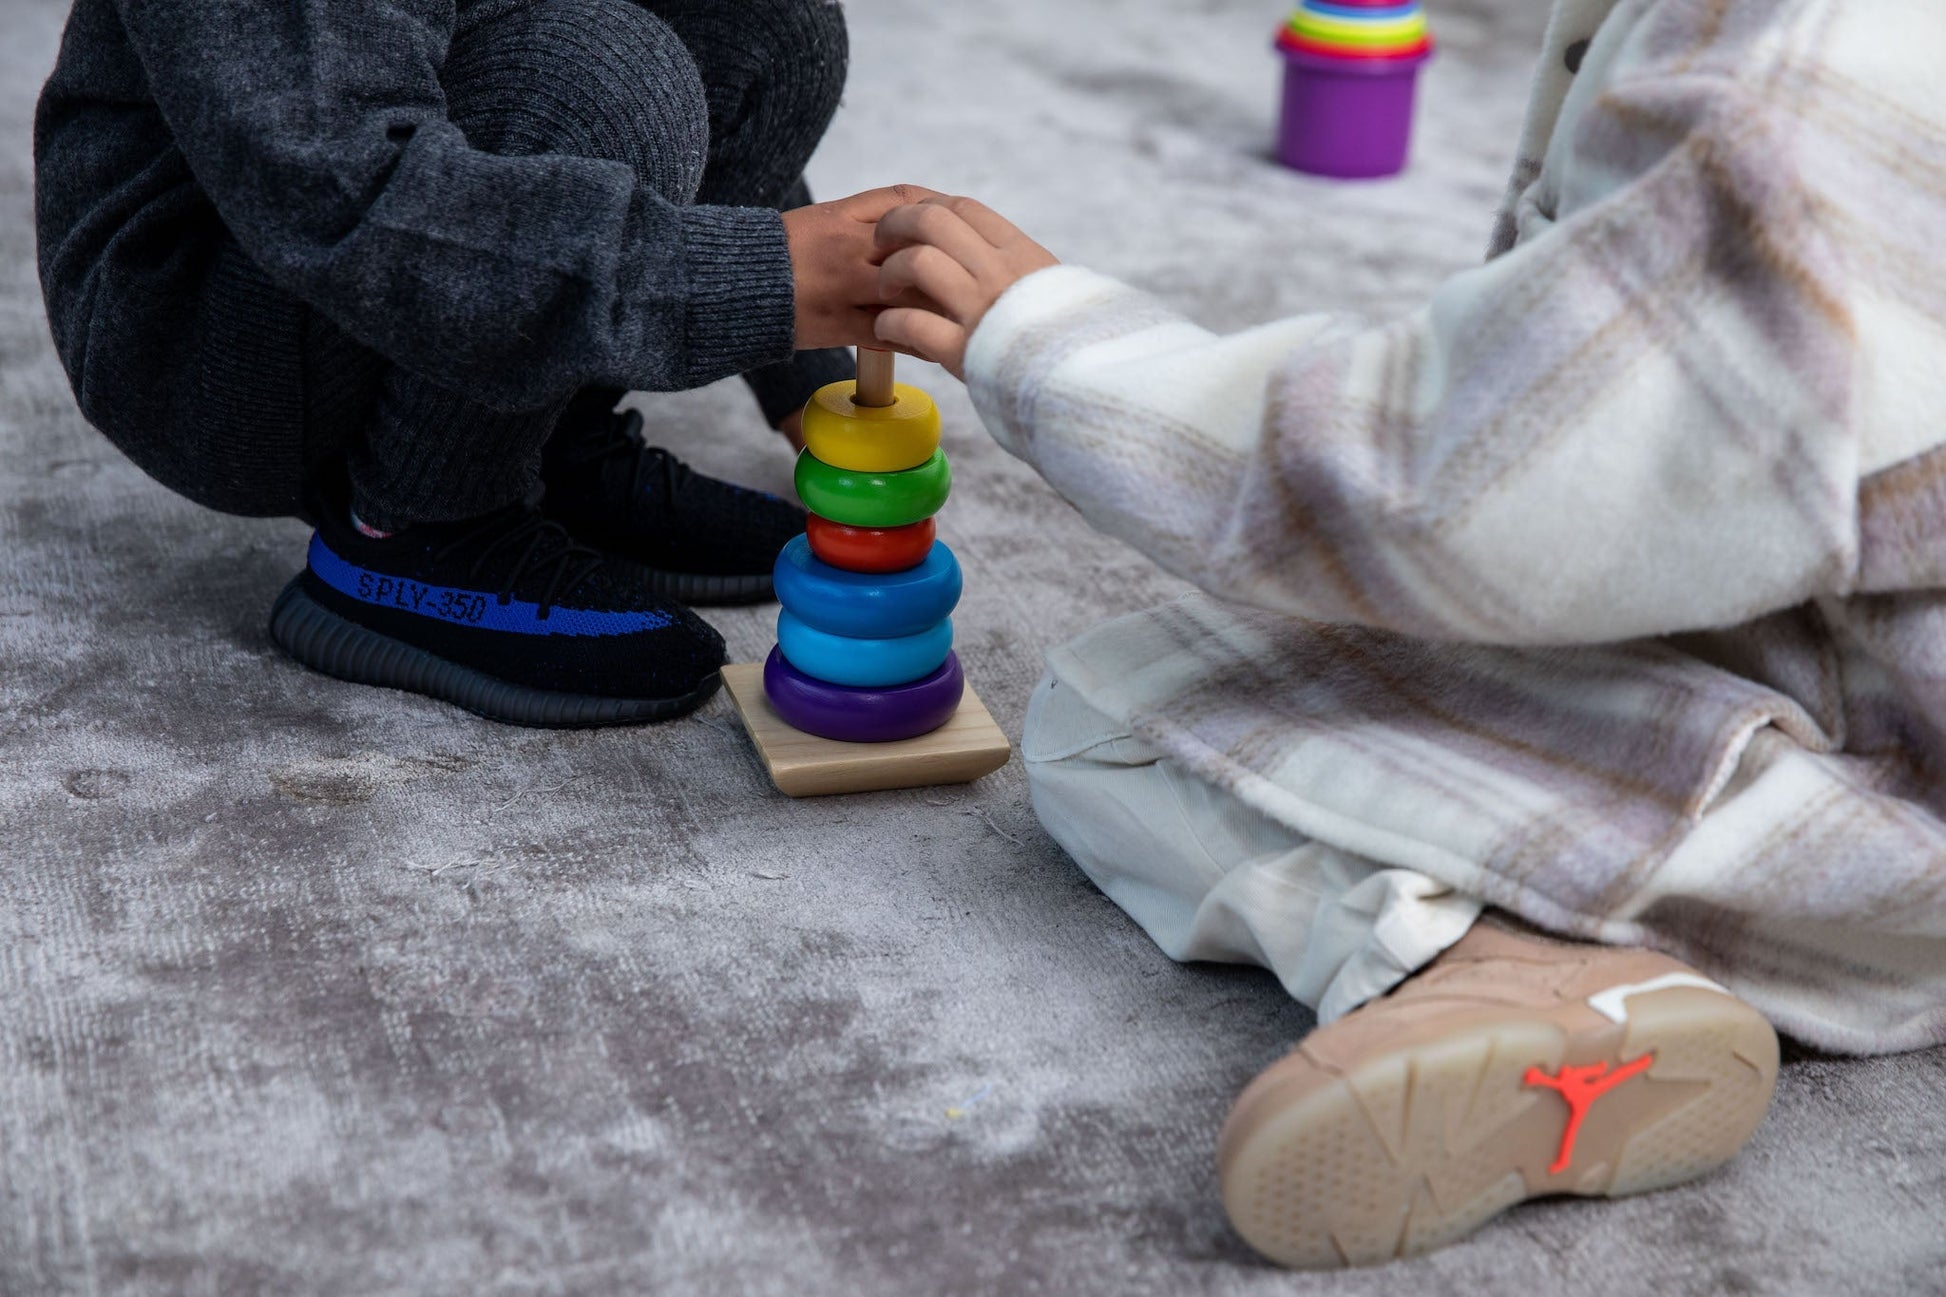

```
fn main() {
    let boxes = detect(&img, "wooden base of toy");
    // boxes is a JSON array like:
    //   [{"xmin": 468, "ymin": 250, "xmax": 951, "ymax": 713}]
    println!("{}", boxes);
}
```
[{"xmin": 723, "ymin": 663, "xmax": 1011, "ymax": 798}]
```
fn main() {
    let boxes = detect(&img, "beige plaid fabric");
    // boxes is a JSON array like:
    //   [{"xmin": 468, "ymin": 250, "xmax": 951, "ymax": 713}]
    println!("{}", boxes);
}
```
[{"xmin": 965, "ymin": 0, "xmax": 1946, "ymax": 1054}]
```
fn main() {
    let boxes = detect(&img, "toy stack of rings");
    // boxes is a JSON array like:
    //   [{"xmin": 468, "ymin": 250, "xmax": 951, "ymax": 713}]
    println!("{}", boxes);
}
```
[
  {"xmin": 762, "ymin": 350, "xmax": 966, "ymax": 744},
  {"xmin": 1273, "ymin": 0, "xmax": 1435, "ymax": 179}
]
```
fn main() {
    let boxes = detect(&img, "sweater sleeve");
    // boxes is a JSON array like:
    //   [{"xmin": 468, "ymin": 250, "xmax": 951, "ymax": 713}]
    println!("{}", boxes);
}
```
[
  {"xmin": 965, "ymin": 44, "xmax": 1859, "ymax": 647},
  {"xmin": 112, "ymin": 1, "xmax": 795, "ymax": 410}
]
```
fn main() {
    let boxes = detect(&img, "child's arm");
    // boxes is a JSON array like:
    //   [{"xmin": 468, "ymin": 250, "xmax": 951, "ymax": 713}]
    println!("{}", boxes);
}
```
[
  {"xmin": 876, "ymin": 103, "xmax": 1856, "ymax": 647},
  {"xmin": 108, "ymin": 3, "xmax": 911, "ymax": 410}
]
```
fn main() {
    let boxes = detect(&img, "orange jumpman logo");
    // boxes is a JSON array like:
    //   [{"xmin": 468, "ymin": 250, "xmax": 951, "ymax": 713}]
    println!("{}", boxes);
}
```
[{"xmin": 1523, "ymin": 1054, "xmax": 1656, "ymax": 1175}]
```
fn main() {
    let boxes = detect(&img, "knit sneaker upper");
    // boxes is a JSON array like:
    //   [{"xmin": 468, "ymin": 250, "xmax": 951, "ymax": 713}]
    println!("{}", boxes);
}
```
[{"xmin": 541, "ymin": 400, "xmax": 805, "ymax": 581}]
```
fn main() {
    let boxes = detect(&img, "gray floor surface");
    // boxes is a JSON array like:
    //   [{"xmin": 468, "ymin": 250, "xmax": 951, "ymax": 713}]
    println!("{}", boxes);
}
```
[{"xmin": 4, "ymin": 0, "xmax": 1944, "ymax": 1293}]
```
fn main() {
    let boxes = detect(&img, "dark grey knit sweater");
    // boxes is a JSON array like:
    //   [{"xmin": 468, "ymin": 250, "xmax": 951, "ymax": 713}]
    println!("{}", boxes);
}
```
[{"xmin": 35, "ymin": 0, "xmax": 803, "ymax": 499}]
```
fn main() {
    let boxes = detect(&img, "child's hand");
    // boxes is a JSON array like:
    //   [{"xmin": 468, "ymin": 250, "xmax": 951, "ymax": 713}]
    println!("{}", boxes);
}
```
[
  {"xmin": 784, "ymin": 186, "xmax": 941, "ymax": 352},
  {"xmin": 872, "ymin": 197, "xmax": 1059, "ymax": 379}
]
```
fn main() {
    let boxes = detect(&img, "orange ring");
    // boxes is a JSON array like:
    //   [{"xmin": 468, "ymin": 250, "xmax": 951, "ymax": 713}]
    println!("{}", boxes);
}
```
[{"xmin": 805, "ymin": 514, "xmax": 938, "ymax": 573}]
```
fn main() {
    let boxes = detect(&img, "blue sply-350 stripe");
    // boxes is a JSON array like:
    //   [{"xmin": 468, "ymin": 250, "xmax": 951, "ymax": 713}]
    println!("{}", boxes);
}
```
[{"xmin": 307, "ymin": 535, "xmax": 675, "ymax": 637}]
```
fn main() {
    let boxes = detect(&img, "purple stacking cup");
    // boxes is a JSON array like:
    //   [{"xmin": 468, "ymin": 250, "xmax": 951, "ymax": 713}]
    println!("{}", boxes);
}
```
[{"xmin": 1276, "ymin": 43, "xmax": 1432, "ymax": 179}]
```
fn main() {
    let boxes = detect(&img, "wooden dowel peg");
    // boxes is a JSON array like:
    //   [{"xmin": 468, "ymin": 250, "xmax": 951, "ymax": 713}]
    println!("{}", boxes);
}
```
[{"xmin": 856, "ymin": 347, "xmax": 897, "ymax": 408}]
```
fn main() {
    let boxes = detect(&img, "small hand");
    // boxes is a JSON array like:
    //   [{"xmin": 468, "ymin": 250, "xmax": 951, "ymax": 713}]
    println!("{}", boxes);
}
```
[
  {"xmin": 784, "ymin": 185, "xmax": 943, "ymax": 352},
  {"xmin": 872, "ymin": 196, "xmax": 1059, "ymax": 379}
]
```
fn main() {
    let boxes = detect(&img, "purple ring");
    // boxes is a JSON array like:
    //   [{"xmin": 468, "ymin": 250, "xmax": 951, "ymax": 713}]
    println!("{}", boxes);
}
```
[{"xmin": 763, "ymin": 646, "xmax": 964, "ymax": 744}]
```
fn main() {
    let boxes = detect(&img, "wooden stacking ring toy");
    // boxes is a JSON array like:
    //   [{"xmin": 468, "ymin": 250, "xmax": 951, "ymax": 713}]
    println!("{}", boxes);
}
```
[
  {"xmin": 772, "ymin": 535, "xmax": 961, "ymax": 640},
  {"xmin": 762, "ymin": 646, "xmax": 965, "ymax": 744},
  {"xmin": 795, "ymin": 449, "xmax": 951, "ymax": 531},
  {"xmin": 800, "ymin": 381, "xmax": 942, "ymax": 473},
  {"xmin": 804, "ymin": 515, "xmax": 936, "ymax": 574},
  {"xmin": 723, "ymin": 347, "xmax": 1008, "ymax": 796},
  {"xmin": 776, "ymin": 610, "xmax": 954, "ymax": 689}
]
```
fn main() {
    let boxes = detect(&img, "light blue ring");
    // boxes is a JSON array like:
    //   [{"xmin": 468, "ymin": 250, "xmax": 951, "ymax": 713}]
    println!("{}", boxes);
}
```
[
  {"xmin": 776, "ymin": 611, "xmax": 954, "ymax": 688},
  {"xmin": 773, "ymin": 534, "xmax": 963, "ymax": 640},
  {"xmin": 1304, "ymin": 1, "xmax": 1421, "ymax": 18}
]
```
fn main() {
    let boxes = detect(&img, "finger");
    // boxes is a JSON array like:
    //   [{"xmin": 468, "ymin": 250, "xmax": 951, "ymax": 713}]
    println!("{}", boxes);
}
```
[
  {"xmin": 920, "ymin": 195, "xmax": 1022, "ymax": 248},
  {"xmin": 869, "ymin": 337, "xmax": 927, "ymax": 360},
  {"xmin": 873, "ymin": 204, "xmax": 1001, "ymax": 274},
  {"xmin": 881, "ymin": 285, "xmax": 945, "ymax": 314},
  {"xmin": 878, "ymin": 245, "xmax": 985, "ymax": 320},
  {"xmin": 874, "ymin": 307, "xmax": 967, "ymax": 369},
  {"xmin": 806, "ymin": 306, "xmax": 898, "ymax": 354},
  {"xmin": 842, "ymin": 184, "xmax": 947, "ymax": 222}
]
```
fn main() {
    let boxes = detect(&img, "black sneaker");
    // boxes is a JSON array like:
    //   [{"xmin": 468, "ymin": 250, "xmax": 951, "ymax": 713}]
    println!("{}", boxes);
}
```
[
  {"xmin": 269, "ymin": 504, "xmax": 726, "ymax": 727},
  {"xmin": 540, "ymin": 395, "xmax": 805, "ymax": 605}
]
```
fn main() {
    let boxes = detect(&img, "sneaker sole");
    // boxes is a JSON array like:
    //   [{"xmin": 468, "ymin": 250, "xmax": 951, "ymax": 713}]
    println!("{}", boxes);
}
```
[
  {"xmin": 1217, "ymin": 984, "xmax": 1780, "ymax": 1269},
  {"xmin": 269, "ymin": 577, "xmax": 720, "ymax": 728},
  {"xmin": 643, "ymin": 568, "xmax": 774, "ymax": 607}
]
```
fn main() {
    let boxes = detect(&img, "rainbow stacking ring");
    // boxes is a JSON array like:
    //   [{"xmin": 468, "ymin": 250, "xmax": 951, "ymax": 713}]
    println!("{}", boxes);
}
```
[
  {"xmin": 763, "ymin": 646, "xmax": 965, "ymax": 744},
  {"xmin": 800, "ymin": 382, "xmax": 942, "ymax": 473},
  {"xmin": 1284, "ymin": 2, "xmax": 1428, "ymax": 52},
  {"xmin": 795, "ymin": 448, "xmax": 952, "ymax": 530},
  {"xmin": 773, "ymin": 534, "xmax": 962, "ymax": 639},
  {"xmin": 805, "ymin": 514, "xmax": 937, "ymax": 574},
  {"xmin": 776, "ymin": 610, "xmax": 954, "ymax": 688},
  {"xmin": 1273, "ymin": 0, "xmax": 1433, "ymax": 178}
]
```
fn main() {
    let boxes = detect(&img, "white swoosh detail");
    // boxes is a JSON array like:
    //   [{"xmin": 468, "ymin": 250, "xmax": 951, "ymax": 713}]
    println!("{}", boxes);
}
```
[{"xmin": 1587, "ymin": 973, "xmax": 1731, "ymax": 1024}]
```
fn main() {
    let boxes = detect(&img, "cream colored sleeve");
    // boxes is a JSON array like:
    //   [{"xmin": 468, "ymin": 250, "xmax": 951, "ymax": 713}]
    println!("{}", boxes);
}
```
[{"xmin": 965, "ymin": 38, "xmax": 1860, "ymax": 646}]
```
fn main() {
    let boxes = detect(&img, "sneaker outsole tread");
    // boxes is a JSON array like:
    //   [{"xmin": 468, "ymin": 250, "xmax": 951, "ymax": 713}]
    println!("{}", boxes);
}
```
[
  {"xmin": 1218, "ymin": 984, "xmax": 1778, "ymax": 1269},
  {"xmin": 270, "ymin": 577, "xmax": 719, "ymax": 727},
  {"xmin": 642, "ymin": 567, "xmax": 774, "ymax": 607}
]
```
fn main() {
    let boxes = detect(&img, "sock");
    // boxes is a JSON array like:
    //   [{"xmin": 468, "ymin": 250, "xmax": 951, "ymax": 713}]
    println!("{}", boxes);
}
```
[{"xmin": 350, "ymin": 508, "xmax": 395, "ymax": 540}]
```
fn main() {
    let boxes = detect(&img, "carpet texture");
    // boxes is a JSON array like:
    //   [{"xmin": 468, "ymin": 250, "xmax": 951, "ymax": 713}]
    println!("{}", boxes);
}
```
[{"xmin": 4, "ymin": 1, "xmax": 1943, "ymax": 1293}]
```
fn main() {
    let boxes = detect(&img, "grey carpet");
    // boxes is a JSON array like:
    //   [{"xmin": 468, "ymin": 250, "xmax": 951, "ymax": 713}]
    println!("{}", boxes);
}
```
[{"xmin": 4, "ymin": 1, "xmax": 1943, "ymax": 1293}]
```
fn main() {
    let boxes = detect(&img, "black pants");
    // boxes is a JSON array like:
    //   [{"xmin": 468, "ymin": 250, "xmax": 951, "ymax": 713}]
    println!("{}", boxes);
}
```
[{"xmin": 268, "ymin": 0, "xmax": 849, "ymax": 526}]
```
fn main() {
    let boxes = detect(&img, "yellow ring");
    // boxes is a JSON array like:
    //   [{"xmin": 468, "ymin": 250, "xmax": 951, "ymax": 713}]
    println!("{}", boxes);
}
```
[
  {"xmin": 1290, "ymin": 12, "xmax": 1426, "ymax": 44},
  {"xmin": 800, "ymin": 380, "xmax": 943, "ymax": 474}
]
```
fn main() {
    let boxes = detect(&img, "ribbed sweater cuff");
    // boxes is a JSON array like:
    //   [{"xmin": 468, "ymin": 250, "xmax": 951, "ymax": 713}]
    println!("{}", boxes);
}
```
[
  {"xmin": 744, "ymin": 347, "xmax": 855, "ymax": 427},
  {"xmin": 677, "ymin": 204, "xmax": 797, "ymax": 389}
]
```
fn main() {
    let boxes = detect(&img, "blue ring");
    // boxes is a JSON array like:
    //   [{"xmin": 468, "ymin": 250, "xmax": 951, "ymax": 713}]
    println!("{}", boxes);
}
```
[
  {"xmin": 773, "ymin": 534, "xmax": 963, "ymax": 639},
  {"xmin": 1304, "ymin": 1, "xmax": 1420, "ymax": 18},
  {"xmin": 776, "ymin": 610, "xmax": 954, "ymax": 688}
]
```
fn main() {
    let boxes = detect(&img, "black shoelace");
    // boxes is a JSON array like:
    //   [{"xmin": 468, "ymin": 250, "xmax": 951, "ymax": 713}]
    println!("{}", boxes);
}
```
[{"xmin": 434, "ymin": 512, "xmax": 608, "ymax": 620}]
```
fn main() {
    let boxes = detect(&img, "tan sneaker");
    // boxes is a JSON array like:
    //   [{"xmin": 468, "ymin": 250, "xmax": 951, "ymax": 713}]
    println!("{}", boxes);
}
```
[{"xmin": 1217, "ymin": 918, "xmax": 1779, "ymax": 1269}]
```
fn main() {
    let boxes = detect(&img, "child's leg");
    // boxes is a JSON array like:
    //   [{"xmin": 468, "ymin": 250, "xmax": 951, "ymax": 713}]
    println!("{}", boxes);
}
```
[
  {"xmin": 634, "ymin": 0, "xmax": 855, "ymax": 427},
  {"xmin": 1024, "ymin": 621, "xmax": 1778, "ymax": 1271},
  {"xmin": 637, "ymin": 0, "xmax": 846, "ymax": 213},
  {"xmin": 270, "ymin": 0, "xmax": 757, "ymax": 725},
  {"xmin": 339, "ymin": 0, "xmax": 718, "ymax": 530},
  {"xmin": 1022, "ymin": 667, "xmax": 1482, "ymax": 1023}
]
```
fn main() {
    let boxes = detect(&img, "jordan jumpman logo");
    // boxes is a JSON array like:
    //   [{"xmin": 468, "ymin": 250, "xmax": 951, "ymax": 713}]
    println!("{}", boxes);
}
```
[{"xmin": 1523, "ymin": 1053, "xmax": 1656, "ymax": 1175}]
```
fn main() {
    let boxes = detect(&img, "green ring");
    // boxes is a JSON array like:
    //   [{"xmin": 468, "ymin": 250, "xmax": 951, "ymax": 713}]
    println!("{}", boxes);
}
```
[{"xmin": 796, "ymin": 448, "xmax": 952, "ymax": 529}]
